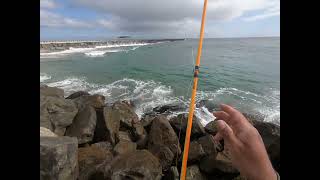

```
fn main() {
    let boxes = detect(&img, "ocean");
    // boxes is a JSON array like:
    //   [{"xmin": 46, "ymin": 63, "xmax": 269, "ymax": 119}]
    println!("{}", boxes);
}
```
[{"xmin": 40, "ymin": 37, "xmax": 280, "ymax": 125}]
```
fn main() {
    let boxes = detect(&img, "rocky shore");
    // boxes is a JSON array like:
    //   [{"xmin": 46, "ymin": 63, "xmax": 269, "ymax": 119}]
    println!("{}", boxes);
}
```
[
  {"xmin": 40, "ymin": 39, "xmax": 185, "ymax": 52},
  {"xmin": 40, "ymin": 85, "xmax": 280, "ymax": 180}
]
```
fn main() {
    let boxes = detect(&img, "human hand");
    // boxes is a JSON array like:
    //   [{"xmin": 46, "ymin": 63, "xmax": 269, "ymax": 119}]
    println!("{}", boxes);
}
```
[{"xmin": 213, "ymin": 104, "xmax": 277, "ymax": 180}]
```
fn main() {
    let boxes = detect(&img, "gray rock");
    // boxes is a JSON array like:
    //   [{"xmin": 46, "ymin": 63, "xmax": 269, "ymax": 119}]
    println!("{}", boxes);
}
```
[
  {"xmin": 40, "ymin": 85, "xmax": 64, "ymax": 98},
  {"xmin": 186, "ymin": 165, "xmax": 207, "ymax": 180},
  {"xmin": 40, "ymin": 136, "xmax": 78, "ymax": 180},
  {"xmin": 112, "ymin": 100, "xmax": 139, "ymax": 128},
  {"xmin": 153, "ymin": 103, "xmax": 187, "ymax": 114},
  {"xmin": 103, "ymin": 106, "xmax": 121, "ymax": 145},
  {"xmin": 188, "ymin": 141, "xmax": 206, "ymax": 163},
  {"xmin": 72, "ymin": 94, "xmax": 105, "ymax": 110},
  {"xmin": 197, "ymin": 134, "xmax": 218, "ymax": 157},
  {"xmin": 66, "ymin": 91, "xmax": 90, "ymax": 99},
  {"xmin": 170, "ymin": 113, "xmax": 205, "ymax": 141},
  {"xmin": 78, "ymin": 145, "xmax": 113, "ymax": 180},
  {"xmin": 40, "ymin": 127, "xmax": 57, "ymax": 137},
  {"xmin": 204, "ymin": 120, "xmax": 219, "ymax": 136},
  {"xmin": 104, "ymin": 150, "xmax": 162, "ymax": 180},
  {"xmin": 65, "ymin": 106, "xmax": 97, "ymax": 144},
  {"xmin": 148, "ymin": 145, "xmax": 174, "ymax": 171},
  {"xmin": 148, "ymin": 116, "xmax": 181, "ymax": 171},
  {"xmin": 41, "ymin": 96, "xmax": 78, "ymax": 136},
  {"xmin": 199, "ymin": 153, "xmax": 238, "ymax": 175},
  {"xmin": 113, "ymin": 140, "xmax": 137, "ymax": 155}
]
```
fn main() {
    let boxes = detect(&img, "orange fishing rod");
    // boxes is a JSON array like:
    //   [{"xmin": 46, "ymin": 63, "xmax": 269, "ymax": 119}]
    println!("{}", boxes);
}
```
[{"xmin": 180, "ymin": 0, "xmax": 208, "ymax": 179}]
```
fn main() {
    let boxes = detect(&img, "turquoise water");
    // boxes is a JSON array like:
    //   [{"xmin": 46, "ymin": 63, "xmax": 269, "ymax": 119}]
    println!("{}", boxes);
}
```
[{"xmin": 40, "ymin": 37, "xmax": 280, "ymax": 125}]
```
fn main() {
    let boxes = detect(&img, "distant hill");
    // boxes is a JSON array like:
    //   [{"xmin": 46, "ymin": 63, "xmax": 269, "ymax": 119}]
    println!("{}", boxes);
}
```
[{"xmin": 117, "ymin": 36, "xmax": 131, "ymax": 39}]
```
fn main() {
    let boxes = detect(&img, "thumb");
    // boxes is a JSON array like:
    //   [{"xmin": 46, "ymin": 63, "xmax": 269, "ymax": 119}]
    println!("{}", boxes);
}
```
[{"xmin": 215, "ymin": 120, "xmax": 238, "ymax": 144}]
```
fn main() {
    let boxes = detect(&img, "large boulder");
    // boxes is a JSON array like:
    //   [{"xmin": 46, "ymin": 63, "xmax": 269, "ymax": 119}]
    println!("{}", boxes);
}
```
[
  {"xmin": 40, "ymin": 85, "xmax": 64, "ymax": 98},
  {"xmin": 102, "ymin": 150, "xmax": 162, "ymax": 180},
  {"xmin": 148, "ymin": 145, "xmax": 174, "ymax": 171},
  {"xmin": 113, "ymin": 140, "xmax": 137, "ymax": 155},
  {"xmin": 65, "ymin": 106, "xmax": 97, "ymax": 144},
  {"xmin": 78, "ymin": 145, "xmax": 113, "ymax": 180},
  {"xmin": 72, "ymin": 94, "xmax": 105, "ymax": 110},
  {"xmin": 148, "ymin": 116, "xmax": 181, "ymax": 170},
  {"xmin": 188, "ymin": 141, "xmax": 206, "ymax": 163},
  {"xmin": 186, "ymin": 165, "xmax": 207, "ymax": 180},
  {"xmin": 197, "ymin": 134, "xmax": 218, "ymax": 157},
  {"xmin": 66, "ymin": 91, "xmax": 90, "ymax": 100},
  {"xmin": 40, "ymin": 136, "xmax": 78, "ymax": 180},
  {"xmin": 199, "ymin": 153, "xmax": 238, "ymax": 176},
  {"xmin": 113, "ymin": 100, "xmax": 139, "ymax": 128},
  {"xmin": 170, "ymin": 113, "xmax": 205, "ymax": 144},
  {"xmin": 40, "ymin": 96, "xmax": 78, "ymax": 136},
  {"xmin": 103, "ymin": 106, "xmax": 121, "ymax": 145},
  {"xmin": 40, "ymin": 127, "xmax": 57, "ymax": 137}
]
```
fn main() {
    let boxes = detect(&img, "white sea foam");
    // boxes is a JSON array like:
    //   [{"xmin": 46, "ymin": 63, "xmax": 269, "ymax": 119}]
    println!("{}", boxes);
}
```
[
  {"xmin": 40, "ymin": 42, "xmax": 153, "ymax": 58},
  {"xmin": 40, "ymin": 73, "xmax": 51, "ymax": 82},
  {"xmin": 41, "ymin": 75, "xmax": 280, "ymax": 126}
]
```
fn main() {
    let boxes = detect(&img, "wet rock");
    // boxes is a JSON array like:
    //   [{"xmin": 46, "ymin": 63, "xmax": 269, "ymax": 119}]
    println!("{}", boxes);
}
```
[
  {"xmin": 40, "ymin": 136, "xmax": 78, "ymax": 180},
  {"xmin": 65, "ymin": 106, "xmax": 97, "ymax": 144},
  {"xmin": 153, "ymin": 103, "xmax": 187, "ymax": 114},
  {"xmin": 66, "ymin": 91, "xmax": 90, "ymax": 99}
]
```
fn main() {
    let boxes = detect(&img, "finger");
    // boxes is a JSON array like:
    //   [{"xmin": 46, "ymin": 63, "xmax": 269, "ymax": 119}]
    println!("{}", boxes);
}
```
[
  {"xmin": 220, "ymin": 104, "xmax": 239, "ymax": 116},
  {"xmin": 213, "ymin": 111, "xmax": 230, "ymax": 121},
  {"xmin": 213, "ymin": 132, "xmax": 223, "ymax": 142},
  {"xmin": 216, "ymin": 120, "xmax": 238, "ymax": 144}
]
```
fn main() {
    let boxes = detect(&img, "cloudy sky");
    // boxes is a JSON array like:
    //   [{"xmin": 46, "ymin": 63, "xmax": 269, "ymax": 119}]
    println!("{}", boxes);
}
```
[{"xmin": 40, "ymin": 0, "xmax": 280, "ymax": 40}]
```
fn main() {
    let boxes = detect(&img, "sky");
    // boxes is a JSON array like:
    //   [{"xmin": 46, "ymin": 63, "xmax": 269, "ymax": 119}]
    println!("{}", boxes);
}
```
[{"xmin": 40, "ymin": 0, "xmax": 280, "ymax": 40}]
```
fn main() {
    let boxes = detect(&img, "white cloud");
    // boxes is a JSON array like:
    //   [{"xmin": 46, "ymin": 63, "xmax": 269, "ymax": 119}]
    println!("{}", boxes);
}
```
[
  {"xmin": 72, "ymin": 0, "xmax": 279, "ymax": 35},
  {"xmin": 40, "ymin": 0, "xmax": 57, "ymax": 9},
  {"xmin": 243, "ymin": 0, "xmax": 279, "ymax": 21},
  {"xmin": 40, "ymin": 10, "xmax": 92, "ymax": 28}
]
